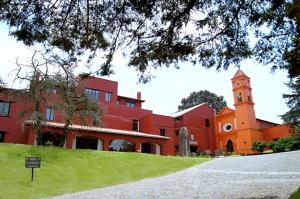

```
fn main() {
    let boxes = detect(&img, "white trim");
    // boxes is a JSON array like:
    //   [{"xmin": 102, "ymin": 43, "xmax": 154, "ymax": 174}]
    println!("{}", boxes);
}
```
[
  {"xmin": 72, "ymin": 137, "xmax": 76, "ymax": 149},
  {"xmin": 25, "ymin": 120, "xmax": 170, "ymax": 140},
  {"xmin": 223, "ymin": 123, "xmax": 233, "ymax": 133},
  {"xmin": 172, "ymin": 103, "xmax": 207, "ymax": 117},
  {"xmin": 34, "ymin": 135, "xmax": 37, "ymax": 146},
  {"xmin": 97, "ymin": 139, "xmax": 103, "ymax": 151},
  {"xmin": 155, "ymin": 144, "xmax": 161, "ymax": 155}
]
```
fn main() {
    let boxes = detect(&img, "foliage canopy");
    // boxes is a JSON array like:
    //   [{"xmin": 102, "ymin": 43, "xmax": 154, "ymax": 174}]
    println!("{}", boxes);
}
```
[
  {"xmin": 178, "ymin": 90, "xmax": 227, "ymax": 112},
  {"xmin": 0, "ymin": 0, "xmax": 299, "ymax": 81}
]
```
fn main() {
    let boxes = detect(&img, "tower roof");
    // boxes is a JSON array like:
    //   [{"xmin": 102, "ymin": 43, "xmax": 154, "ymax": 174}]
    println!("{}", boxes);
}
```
[{"xmin": 233, "ymin": 69, "xmax": 249, "ymax": 79}]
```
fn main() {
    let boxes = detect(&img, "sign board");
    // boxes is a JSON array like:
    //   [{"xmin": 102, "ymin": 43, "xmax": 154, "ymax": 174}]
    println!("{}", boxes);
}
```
[{"xmin": 25, "ymin": 157, "xmax": 41, "ymax": 168}]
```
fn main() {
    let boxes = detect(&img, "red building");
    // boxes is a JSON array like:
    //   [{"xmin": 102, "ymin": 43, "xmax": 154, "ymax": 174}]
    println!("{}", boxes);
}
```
[
  {"xmin": 0, "ymin": 76, "xmax": 216, "ymax": 156},
  {"xmin": 0, "ymin": 69, "xmax": 294, "ymax": 155}
]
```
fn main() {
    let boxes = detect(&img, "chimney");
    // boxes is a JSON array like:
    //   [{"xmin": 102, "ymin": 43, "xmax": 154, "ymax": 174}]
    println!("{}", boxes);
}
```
[{"xmin": 137, "ymin": 92, "xmax": 141, "ymax": 100}]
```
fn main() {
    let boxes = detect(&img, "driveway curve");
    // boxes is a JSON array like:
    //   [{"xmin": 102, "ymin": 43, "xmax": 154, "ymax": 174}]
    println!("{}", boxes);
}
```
[{"xmin": 51, "ymin": 150, "xmax": 300, "ymax": 199}]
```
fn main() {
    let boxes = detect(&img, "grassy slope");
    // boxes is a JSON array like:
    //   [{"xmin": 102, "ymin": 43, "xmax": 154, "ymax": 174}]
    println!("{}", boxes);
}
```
[{"xmin": 0, "ymin": 144, "xmax": 211, "ymax": 199}]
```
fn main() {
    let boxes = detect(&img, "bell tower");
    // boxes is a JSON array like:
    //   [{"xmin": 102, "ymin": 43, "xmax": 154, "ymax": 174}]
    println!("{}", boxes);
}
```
[
  {"xmin": 231, "ymin": 69, "xmax": 260, "ymax": 153},
  {"xmin": 232, "ymin": 69, "xmax": 257, "ymax": 130}
]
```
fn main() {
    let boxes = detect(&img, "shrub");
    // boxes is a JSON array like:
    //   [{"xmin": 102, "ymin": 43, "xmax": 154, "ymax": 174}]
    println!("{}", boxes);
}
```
[
  {"xmin": 289, "ymin": 186, "xmax": 300, "ymax": 199},
  {"xmin": 272, "ymin": 136, "xmax": 300, "ymax": 153},
  {"xmin": 252, "ymin": 141, "xmax": 267, "ymax": 154},
  {"xmin": 196, "ymin": 151, "xmax": 210, "ymax": 158},
  {"xmin": 266, "ymin": 141, "xmax": 275, "ymax": 149}
]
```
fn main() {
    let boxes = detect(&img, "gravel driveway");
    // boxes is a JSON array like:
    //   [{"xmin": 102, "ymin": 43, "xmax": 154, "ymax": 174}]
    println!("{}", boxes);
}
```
[{"xmin": 51, "ymin": 150, "xmax": 300, "ymax": 199}]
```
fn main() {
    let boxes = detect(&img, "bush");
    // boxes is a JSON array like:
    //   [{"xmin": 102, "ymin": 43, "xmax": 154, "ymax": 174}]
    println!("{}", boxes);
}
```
[
  {"xmin": 289, "ymin": 186, "xmax": 300, "ymax": 199},
  {"xmin": 252, "ymin": 141, "xmax": 267, "ymax": 154},
  {"xmin": 196, "ymin": 151, "xmax": 210, "ymax": 158},
  {"xmin": 272, "ymin": 136, "xmax": 300, "ymax": 153},
  {"xmin": 266, "ymin": 141, "xmax": 275, "ymax": 149}
]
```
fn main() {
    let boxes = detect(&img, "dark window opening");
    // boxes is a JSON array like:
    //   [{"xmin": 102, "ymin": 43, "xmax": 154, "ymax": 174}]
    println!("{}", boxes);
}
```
[
  {"xmin": 237, "ymin": 92, "xmax": 242, "ymax": 103},
  {"xmin": 205, "ymin": 119, "xmax": 210, "ymax": 127},
  {"xmin": 160, "ymin": 129, "xmax": 166, "ymax": 136},
  {"xmin": 0, "ymin": 101, "xmax": 10, "ymax": 117},
  {"xmin": 132, "ymin": 120, "xmax": 139, "ymax": 131},
  {"xmin": 85, "ymin": 88, "xmax": 99, "ymax": 101},
  {"xmin": 190, "ymin": 146, "xmax": 198, "ymax": 153},
  {"xmin": 76, "ymin": 136, "xmax": 98, "ymax": 150},
  {"xmin": 175, "ymin": 145, "xmax": 179, "ymax": 153},
  {"xmin": 141, "ymin": 143, "xmax": 159, "ymax": 154},
  {"xmin": 247, "ymin": 92, "xmax": 252, "ymax": 102},
  {"xmin": 0, "ymin": 132, "xmax": 5, "ymax": 142},
  {"xmin": 175, "ymin": 130, "xmax": 179, "ymax": 136},
  {"xmin": 45, "ymin": 108, "xmax": 55, "ymax": 121},
  {"xmin": 42, "ymin": 132, "xmax": 62, "ymax": 146}
]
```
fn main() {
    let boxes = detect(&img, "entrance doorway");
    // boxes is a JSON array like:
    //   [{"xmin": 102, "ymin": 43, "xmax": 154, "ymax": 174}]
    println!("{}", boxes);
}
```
[
  {"xmin": 141, "ymin": 143, "xmax": 161, "ymax": 155},
  {"xmin": 76, "ymin": 136, "xmax": 98, "ymax": 150},
  {"xmin": 42, "ymin": 132, "xmax": 62, "ymax": 146},
  {"xmin": 190, "ymin": 146, "xmax": 198, "ymax": 153},
  {"xmin": 226, "ymin": 139, "xmax": 234, "ymax": 152},
  {"xmin": 0, "ymin": 132, "xmax": 5, "ymax": 142}
]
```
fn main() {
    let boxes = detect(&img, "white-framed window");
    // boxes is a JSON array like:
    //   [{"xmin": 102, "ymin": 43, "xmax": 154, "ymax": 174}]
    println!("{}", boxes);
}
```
[
  {"xmin": 105, "ymin": 92, "xmax": 112, "ymax": 102},
  {"xmin": 85, "ymin": 88, "xmax": 99, "ymax": 101},
  {"xmin": 46, "ymin": 108, "xmax": 55, "ymax": 121},
  {"xmin": 0, "ymin": 101, "xmax": 10, "ymax": 117}
]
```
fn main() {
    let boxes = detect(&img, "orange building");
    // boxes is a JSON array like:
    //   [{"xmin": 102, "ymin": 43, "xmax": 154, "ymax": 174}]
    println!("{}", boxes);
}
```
[{"xmin": 215, "ymin": 69, "xmax": 294, "ymax": 154}]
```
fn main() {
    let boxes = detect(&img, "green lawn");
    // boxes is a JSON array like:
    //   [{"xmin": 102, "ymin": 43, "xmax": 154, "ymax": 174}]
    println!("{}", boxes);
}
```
[{"xmin": 0, "ymin": 144, "xmax": 211, "ymax": 199}]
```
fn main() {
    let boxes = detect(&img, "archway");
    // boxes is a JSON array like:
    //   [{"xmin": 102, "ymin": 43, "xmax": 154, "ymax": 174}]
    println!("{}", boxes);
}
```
[
  {"xmin": 76, "ymin": 136, "xmax": 98, "ymax": 150},
  {"xmin": 109, "ymin": 139, "xmax": 135, "ymax": 152},
  {"xmin": 141, "ymin": 142, "xmax": 161, "ymax": 155},
  {"xmin": 226, "ymin": 139, "xmax": 234, "ymax": 153},
  {"xmin": 42, "ymin": 132, "xmax": 62, "ymax": 146}
]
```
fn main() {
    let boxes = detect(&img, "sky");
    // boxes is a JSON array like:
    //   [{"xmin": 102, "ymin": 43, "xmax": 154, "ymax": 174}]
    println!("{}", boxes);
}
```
[{"xmin": 0, "ymin": 23, "xmax": 291, "ymax": 124}]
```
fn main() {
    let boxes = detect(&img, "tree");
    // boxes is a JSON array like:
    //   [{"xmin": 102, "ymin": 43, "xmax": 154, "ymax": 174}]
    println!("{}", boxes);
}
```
[
  {"xmin": 0, "ymin": 77, "xmax": 5, "ymax": 87},
  {"xmin": 13, "ymin": 51, "xmax": 103, "ymax": 146},
  {"xmin": 281, "ymin": 77, "xmax": 300, "ymax": 132},
  {"xmin": 48, "ymin": 56, "xmax": 103, "ymax": 147},
  {"xmin": 0, "ymin": 1, "xmax": 299, "ymax": 80},
  {"xmin": 178, "ymin": 90, "xmax": 227, "ymax": 112},
  {"xmin": 14, "ymin": 51, "xmax": 51, "ymax": 145}
]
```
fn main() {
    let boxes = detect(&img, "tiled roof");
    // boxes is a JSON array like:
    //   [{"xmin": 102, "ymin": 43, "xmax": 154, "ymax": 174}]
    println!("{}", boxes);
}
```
[
  {"xmin": 172, "ymin": 103, "xmax": 207, "ymax": 117},
  {"xmin": 233, "ymin": 69, "xmax": 248, "ymax": 78},
  {"xmin": 25, "ymin": 120, "xmax": 170, "ymax": 140}
]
